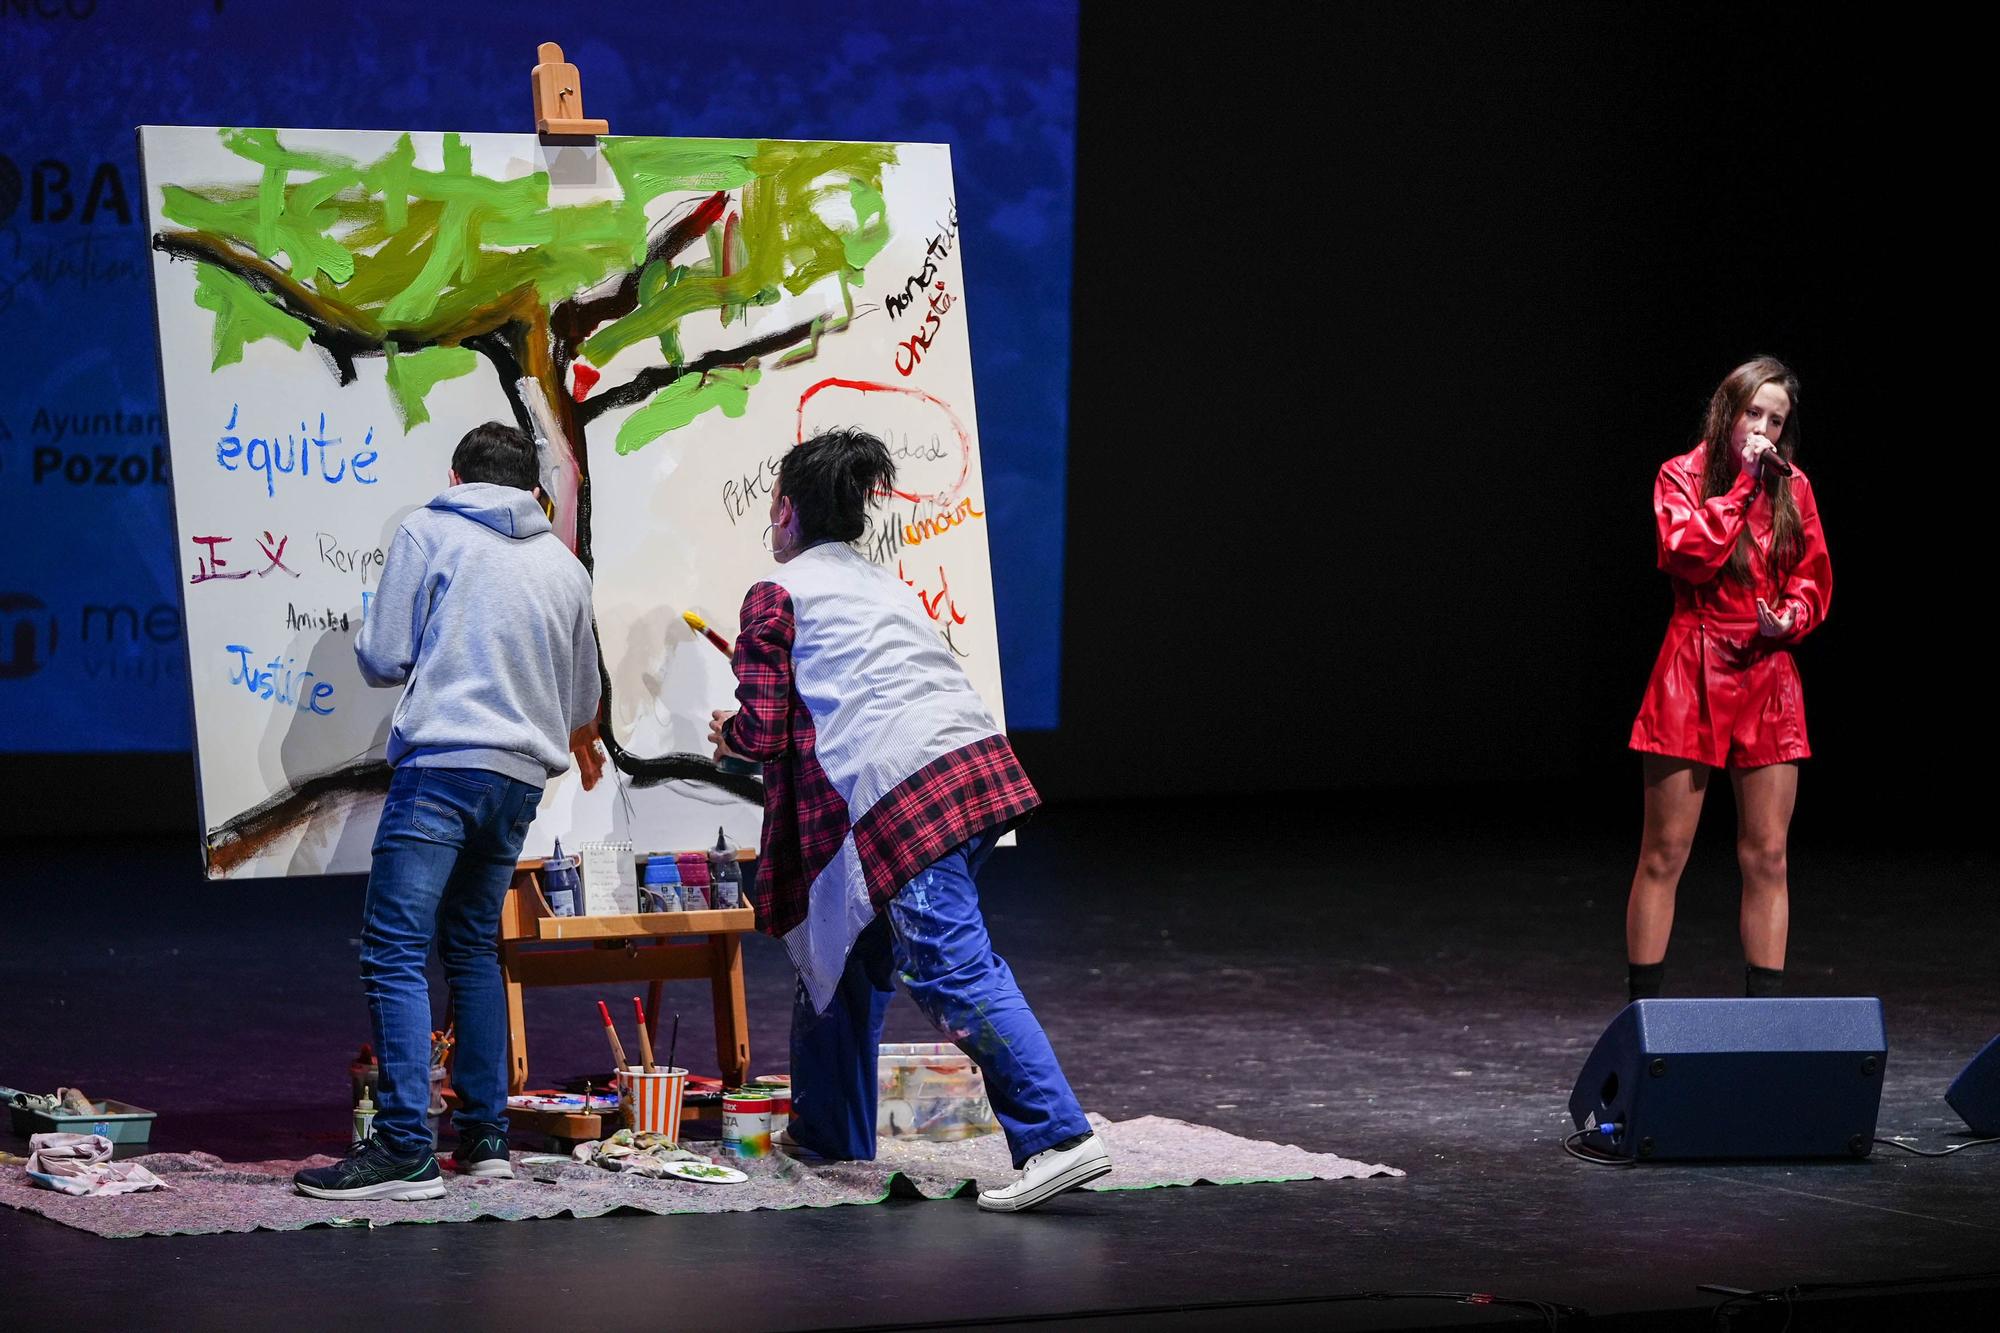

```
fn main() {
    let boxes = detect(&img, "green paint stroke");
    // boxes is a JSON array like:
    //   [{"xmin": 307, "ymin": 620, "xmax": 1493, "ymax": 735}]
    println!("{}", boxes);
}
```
[
  {"xmin": 161, "ymin": 127, "xmax": 904, "ymax": 447},
  {"xmin": 615, "ymin": 367, "xmax": 761, "ymax": 455},
  {"xmin": 384, "ymin": 343, "xmax": 480, "ymax": 427},
  {"xmin": 583, "ymin": 138, "xmax": 898, "ymax": 367},
  {"xmin": 193, "ymin": 262, "xmax": 310, "ymax": 369},
  {"xmin": 844, "ymin": 179, "xmax": 891, "ymax": 272}
]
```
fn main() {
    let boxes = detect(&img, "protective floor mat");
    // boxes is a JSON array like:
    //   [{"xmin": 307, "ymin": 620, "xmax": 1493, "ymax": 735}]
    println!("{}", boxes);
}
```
[{"xmin": 0, "ymin": 1113, "xmax": 1401, "ymax": 1238}]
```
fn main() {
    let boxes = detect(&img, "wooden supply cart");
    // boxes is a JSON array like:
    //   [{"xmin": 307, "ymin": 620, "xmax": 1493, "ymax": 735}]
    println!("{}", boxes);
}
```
[{"xmin": 495, "ymin": 852, "xmax": 757, "ymax": 1140}]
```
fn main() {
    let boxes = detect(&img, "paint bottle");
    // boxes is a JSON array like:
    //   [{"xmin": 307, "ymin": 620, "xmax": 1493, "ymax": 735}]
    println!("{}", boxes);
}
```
[
  {"xmin": 640, "ymin": 856, "xmax": 683, "ymax": 913},
  {"xmin": 708, "ymin": 828, "xmax": 743, "ymax": 910},
  {"xmin": 676, "ymin": 853, "xmax": 711, "ymax": 911},
  {"xmin": 545, "ymin": 839, "xmax": 581, "ymax": 917},
  {"xmin": 352, "ymin": 1089, "xmax": 376, "ymax": 1144}
]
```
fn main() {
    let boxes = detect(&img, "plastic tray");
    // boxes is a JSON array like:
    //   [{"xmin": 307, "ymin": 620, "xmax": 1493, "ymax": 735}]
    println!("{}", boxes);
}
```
[{"xmin": 12, "ymin": 1097, "xmax": 157, "ymax": 1146}]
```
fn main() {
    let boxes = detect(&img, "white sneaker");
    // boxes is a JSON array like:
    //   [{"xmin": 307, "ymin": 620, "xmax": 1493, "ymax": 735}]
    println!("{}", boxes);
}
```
[
  {"xmin": 977, "ymin": 1133, "xmax": 1112, "ymax": 1213},
  {"xmin": 773, "ymin": 1127, "xmax": 826, "ymax": 1161}
]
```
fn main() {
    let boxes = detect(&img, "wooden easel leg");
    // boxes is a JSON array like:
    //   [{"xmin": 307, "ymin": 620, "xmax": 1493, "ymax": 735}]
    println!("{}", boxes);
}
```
[
  {"xmin": 646, "ymin": 978, "xmax": 665, "ymax": 1053},
  {"xmin": 710, "ymin": 932, "xmax": 750, "ymax": 1087},
  {"xmin": 503, "ymin": 943, "xmax": 530, "ymax": 1094},
  {"xmin": 500, "ymin": 870, "xmax": 537, "ymax": 1094}
]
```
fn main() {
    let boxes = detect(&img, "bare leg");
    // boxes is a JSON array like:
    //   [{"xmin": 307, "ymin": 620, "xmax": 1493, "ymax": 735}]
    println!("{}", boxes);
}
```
[
  {"xmin": 1731, "ymin": 762, "xmax": 1799, "ymax": 970},
  {"xmin": 1627, "ymin": 755, "xmax": 1711, "ymax": 964}
]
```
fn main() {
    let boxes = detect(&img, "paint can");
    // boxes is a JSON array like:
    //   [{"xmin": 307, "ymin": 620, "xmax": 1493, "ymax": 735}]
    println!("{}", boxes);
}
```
[
  {"xmin": 722, "ymin": 1089, "xmax": 773, "ymax": 1157},
  {"xmin": 750, "ymin": 1074, "xmax": 791, "ymax": 1134}
]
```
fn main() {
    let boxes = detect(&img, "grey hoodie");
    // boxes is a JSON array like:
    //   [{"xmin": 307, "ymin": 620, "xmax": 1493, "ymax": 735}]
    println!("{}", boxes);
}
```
[{"xmin": 356, "ymin": 483, "xmax": 600, "ymax": 786}]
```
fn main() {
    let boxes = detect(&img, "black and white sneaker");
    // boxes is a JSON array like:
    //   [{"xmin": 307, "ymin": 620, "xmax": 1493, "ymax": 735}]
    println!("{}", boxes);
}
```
[
  {"xmin": 294, "ymin": 1138, "xmax": 446, "ymax": 1201},
  {"xmin": 452, "ymin": 1126, "xmax": 515, "ymax": 1179}
]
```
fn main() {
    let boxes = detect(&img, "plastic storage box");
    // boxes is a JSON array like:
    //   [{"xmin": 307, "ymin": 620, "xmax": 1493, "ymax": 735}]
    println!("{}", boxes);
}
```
[
  {"xmin": 876, "ymin": 1042, "xmax": 1000, "ymax": 1141},
  {"xmin": 10, "ymin": 1097, "xmax": 157, "ymax": 1154}
]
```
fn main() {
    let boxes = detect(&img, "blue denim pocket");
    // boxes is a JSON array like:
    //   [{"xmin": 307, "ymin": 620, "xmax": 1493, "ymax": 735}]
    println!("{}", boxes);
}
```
[
  {"xmin": 412, "ymin": 798, "xmax": 462, "ymax": 843},
  {"xmin": 412, "ymin": 769, "xmax": 482, "ymax": 842}
]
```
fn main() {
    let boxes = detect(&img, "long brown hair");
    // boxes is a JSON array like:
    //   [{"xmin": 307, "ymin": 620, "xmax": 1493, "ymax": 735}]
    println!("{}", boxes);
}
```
[{"xmin": 1698, "ymin": 356, "xmax": 1803, "ymax": 584}]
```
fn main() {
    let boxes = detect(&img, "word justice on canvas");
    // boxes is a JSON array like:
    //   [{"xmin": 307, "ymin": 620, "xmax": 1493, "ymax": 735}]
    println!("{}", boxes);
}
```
[
  {"xmin": 214, "ymin": 406, "xmax": 380, "ymax": 499},
  {"xmin": 224, "ymin": 644, "xmax": 336, "ymax": 715}
]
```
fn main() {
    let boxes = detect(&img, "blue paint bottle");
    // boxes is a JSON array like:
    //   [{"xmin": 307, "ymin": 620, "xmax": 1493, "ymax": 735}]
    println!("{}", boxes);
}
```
[
  {"xmin": 640, "ymin": 856, "xmax": 683, "ymax": 913},
  {"xmin": 545, "ymin": 839, "xmax": 582, "ymax": 917}
]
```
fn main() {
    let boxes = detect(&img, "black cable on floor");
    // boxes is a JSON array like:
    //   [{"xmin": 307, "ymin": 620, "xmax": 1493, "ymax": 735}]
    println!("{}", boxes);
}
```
[
  {"xmin": 1872, "ymin": 1134, "xmax": 2000, "ymax": 1158},
  {"xmin": 1706, "ymin": 1284, "xmax": 1795, "ymax": 1331},
  {"xmin": 1704, "ymin": 1269, "xmax": 2000, "ymax": 1330},
  {"xmin": 1561, "ymin": 1127, "xmax": 1636, "ymax": 1167},
  {"xmin": 828, "ymin": 1286, "xmax": 1587, "ymax": 1331}
]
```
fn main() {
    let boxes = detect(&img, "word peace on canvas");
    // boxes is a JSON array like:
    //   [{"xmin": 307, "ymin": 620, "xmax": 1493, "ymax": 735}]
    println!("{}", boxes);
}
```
[{"xmin": 213, "ymin": 406, "xmax": 381, "ymax": 499}]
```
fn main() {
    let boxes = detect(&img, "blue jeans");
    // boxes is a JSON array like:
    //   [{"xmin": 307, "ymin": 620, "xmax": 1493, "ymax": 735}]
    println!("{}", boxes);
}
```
[
  {"xmin": 788, "ymin": 832, "xmax": 1091, "ymax": 1168},
  {"xmin": 361, "ymin": 765, "xmax": 541, "ymax": 1154}
]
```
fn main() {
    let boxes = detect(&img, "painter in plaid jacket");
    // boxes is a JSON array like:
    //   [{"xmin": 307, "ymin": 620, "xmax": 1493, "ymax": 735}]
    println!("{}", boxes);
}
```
[
  {"xmin": 712, "ymin": 429, "xmax": 1096, "ymax": 1177},
  {"xmin": 722, "ymin": 539, "xmax": 1038, "ymax": 1007}
]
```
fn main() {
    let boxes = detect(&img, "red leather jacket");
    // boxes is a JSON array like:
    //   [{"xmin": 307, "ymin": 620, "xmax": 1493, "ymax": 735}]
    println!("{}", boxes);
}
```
[{"xmin": 1629, "ymin": 442, "xmax": 1832, "ymax": 765}]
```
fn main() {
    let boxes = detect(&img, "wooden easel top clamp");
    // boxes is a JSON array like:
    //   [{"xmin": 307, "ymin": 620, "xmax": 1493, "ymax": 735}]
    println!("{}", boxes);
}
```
[{"xmin": 532, "ymin": 41, "xmax": 610, "ymax": 140}]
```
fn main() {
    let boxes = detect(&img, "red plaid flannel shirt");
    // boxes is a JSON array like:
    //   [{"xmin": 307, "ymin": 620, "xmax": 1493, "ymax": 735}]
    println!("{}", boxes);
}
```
[{"xmin": 720, "ymin": 580, "xmax": 1037, "ymax": 939}]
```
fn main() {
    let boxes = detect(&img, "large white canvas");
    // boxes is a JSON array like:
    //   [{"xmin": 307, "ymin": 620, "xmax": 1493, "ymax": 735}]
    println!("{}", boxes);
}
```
[{"xmin": 139, "ymin": 126, "xmax": 1004, "ymax": 878}]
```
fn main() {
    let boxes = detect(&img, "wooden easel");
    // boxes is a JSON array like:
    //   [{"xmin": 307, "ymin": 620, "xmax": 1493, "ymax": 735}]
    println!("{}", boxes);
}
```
[
  {"xmin": 531, "ymin": 41, "xmax": 610, "ymax": 137},
  {"xmin": 497, "ymin": 853, "xmax": 758, "ymax": 1141},
  {"xmin": 498, "ymin": 41, "xmax": 754, "ymax": 1142}
]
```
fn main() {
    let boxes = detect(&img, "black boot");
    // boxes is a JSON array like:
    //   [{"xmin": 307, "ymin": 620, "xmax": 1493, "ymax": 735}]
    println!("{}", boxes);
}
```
[{"xmin": 1627, "ymin": 961, "xmax": 1666, "ymax": 1003}]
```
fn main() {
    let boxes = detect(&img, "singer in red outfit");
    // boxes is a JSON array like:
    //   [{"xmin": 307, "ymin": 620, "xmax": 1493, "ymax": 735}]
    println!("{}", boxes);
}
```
[{"xmin": 1624, "ymin": 356, "xmax": 1831, "ymax": 1003}]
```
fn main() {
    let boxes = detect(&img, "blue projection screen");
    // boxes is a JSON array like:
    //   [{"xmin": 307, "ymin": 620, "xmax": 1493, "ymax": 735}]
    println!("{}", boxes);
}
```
[{"xmin": 0, "ymin": 0, "xmax": 1073, "ymax": 748}]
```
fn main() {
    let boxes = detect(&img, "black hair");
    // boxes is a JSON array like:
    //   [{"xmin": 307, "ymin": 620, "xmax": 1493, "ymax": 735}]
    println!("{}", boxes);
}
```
[
  {"xmin": 452, "ymin": 421, "xmax": 541, "ymax": 491},
  {"xmin": 778, "ymin": 428, "xmax": 896, "ymax": 544}
]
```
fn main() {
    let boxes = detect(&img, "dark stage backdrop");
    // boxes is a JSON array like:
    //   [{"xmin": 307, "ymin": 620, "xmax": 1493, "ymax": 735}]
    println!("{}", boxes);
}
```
[
  {"xmin": 1038, "ymin": 5, "xmax": 1988, "ymax": 839},
  {"xmin": 6, "ymin": 6, "xmax": 1985, "ymax": 839}
]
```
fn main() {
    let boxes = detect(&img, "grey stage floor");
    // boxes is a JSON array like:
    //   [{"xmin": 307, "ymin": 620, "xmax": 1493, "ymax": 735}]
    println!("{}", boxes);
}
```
[{"xmin": 3, "ymin": 787, "xmax": 1997, "ymax": 1329}]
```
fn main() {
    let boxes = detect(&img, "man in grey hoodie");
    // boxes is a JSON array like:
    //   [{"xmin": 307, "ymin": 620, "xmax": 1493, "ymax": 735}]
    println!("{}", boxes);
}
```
[{"xmin": 296, "ymin": 421, "xmax": 604, "ymax": 1201}]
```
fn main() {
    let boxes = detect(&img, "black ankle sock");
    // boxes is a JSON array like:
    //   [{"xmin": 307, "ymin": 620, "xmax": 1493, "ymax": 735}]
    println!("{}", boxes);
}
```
[
  {"xmin": 1050, "ymin": 1133, "xmax": 1090, "ymax": 1152},
  {"xmin": 1746, "ymin": 964, "xmax": 1785, "ymax": 998},
  {"xmin": 1627, "ymin": 961, "xmax": 1666, "ymax": 1002}
]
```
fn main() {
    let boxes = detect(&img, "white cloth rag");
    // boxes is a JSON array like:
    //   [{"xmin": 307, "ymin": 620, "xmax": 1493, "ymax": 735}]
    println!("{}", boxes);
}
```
[{"xmin": 24, "ymin": 1133, "xmax": 168, "ymax": 1196}]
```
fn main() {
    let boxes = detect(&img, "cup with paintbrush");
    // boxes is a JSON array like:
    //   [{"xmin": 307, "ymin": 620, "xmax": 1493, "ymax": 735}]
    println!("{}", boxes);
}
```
[{"xmin": 608, "ymin": 997, "xmax": 686, "ymax": 1139}]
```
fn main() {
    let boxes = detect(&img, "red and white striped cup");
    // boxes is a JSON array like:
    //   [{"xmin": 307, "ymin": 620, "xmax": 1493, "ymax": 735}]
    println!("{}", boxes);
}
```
[{"xmin": 621, "ymin": 1067, "xmax": 688, "ymax": 1137}]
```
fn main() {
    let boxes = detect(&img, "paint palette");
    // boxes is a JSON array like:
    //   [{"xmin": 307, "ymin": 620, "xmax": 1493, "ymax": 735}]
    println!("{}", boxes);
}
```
[{"xmin": 659, "ymin": 1159, "xmax": 748, "ymax": 1185}]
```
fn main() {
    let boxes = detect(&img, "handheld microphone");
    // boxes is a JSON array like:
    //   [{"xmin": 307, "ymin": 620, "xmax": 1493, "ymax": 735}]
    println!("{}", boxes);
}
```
[{"xmin": 1750, "ymin": 434, "xmax": 1794, "ymax": 478}]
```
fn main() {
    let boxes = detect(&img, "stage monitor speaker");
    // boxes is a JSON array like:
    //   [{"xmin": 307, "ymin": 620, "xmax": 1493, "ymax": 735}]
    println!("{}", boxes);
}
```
[
  {"xmin": 1568, "ymin": 998, "xmax": 1886, "ymax": 1161},
  {"xmin": 1946, "ymin": 1034, "xmax": 2000, "ymax": 1136}
]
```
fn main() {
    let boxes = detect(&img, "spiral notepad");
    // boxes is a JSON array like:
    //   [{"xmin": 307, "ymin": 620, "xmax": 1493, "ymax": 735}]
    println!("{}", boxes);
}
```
[{"xmin": 578, "ymin": 841, "xmax": 638, "ymax": 915}]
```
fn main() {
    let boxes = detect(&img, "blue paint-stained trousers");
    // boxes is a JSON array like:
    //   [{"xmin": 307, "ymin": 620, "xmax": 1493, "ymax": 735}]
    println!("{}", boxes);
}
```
[{"xmin": 787, "ymin": 831, "xmax": 1091, "ymax": 1169}]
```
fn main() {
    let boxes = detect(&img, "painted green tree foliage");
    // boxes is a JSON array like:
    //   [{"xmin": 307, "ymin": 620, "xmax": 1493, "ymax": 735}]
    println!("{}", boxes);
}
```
[
  {"xmin": 156, "ymin": 127, "xmax": 893, "ymax": 489},
  {"xmin": 155, "ymin": 127, "xmax": 895, "ymax": 817}
]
